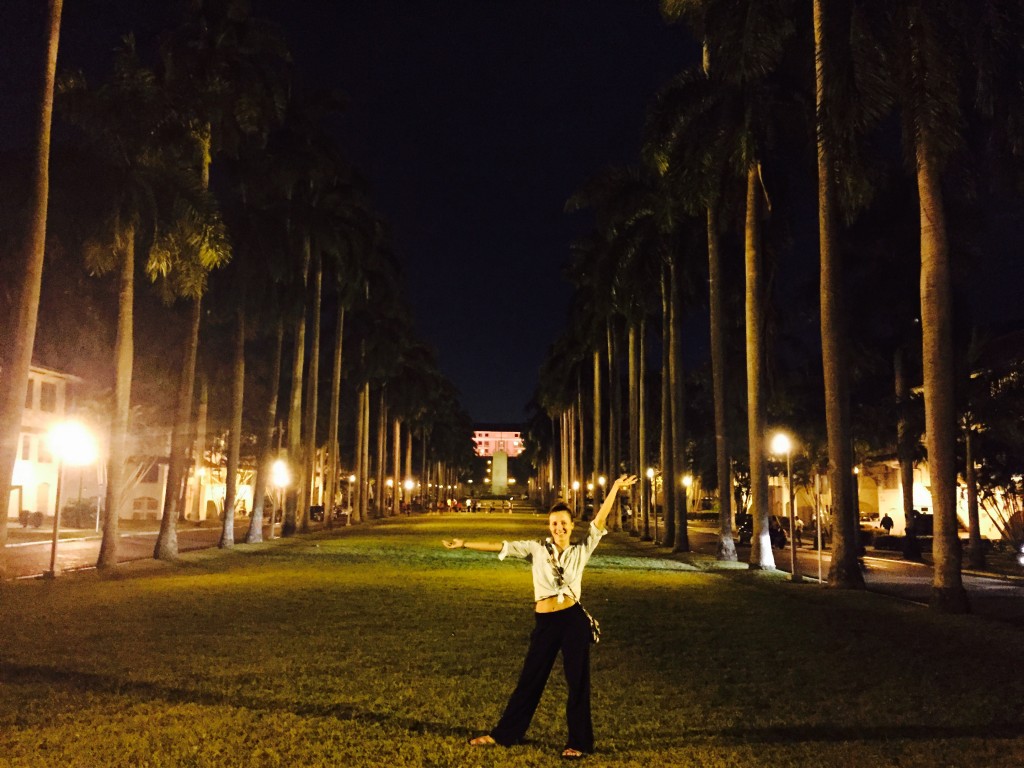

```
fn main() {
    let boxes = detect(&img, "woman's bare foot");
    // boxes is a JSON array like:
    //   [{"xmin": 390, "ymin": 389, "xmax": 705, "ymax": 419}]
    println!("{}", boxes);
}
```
[{"xmin": 468, "ymin": 735, "xmax": 496, "ymax": 746}]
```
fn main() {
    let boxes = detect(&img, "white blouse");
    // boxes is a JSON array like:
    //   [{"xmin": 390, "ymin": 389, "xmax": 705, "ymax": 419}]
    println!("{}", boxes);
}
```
[{"xmin": 499, "ymin": 522, "xmax": 607, "ymax": 603}]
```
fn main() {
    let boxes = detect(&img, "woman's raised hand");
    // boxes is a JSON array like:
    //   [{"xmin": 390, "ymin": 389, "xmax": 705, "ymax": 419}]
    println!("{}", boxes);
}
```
[
  {"xmin": 615, "ymin": 474, "xmax": 639, "ymax": 491},
  {"xmin": 442, "ymin": 538, "xmax": 464, "ymax": 549}
]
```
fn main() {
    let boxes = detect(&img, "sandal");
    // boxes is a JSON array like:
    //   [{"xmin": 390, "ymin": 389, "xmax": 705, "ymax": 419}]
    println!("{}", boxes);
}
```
[
  {"xmin": 468, "ymin": 735, "xmax": 497, "ymax": 747},
  {"xmin": 561, "ymin": 747, "xmax": 586, "ymax": 759}
]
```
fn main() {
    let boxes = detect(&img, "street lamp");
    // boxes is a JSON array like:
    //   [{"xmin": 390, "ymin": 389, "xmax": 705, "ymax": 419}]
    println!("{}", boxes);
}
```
[
  {"xmin": 270, "ymin": 459, "xmax": 290, "ymax": 539},
  {"xmin": 572, "ymin": 480, "xmax": 580, "ymax": 518},
  {"xmin": 347, "ymin": 474, "xmax": 356, "ymax": 518},
  {"xmin": 47, "ymin": 421, "xmax": 98, "ymax": 578},
  {"xmin": 770, "ymin": 431, "xmax": 802, "ymax": 583},
  {"xmin": 597, "ymin": 475, "xmax": 606, "ymax": 504}
]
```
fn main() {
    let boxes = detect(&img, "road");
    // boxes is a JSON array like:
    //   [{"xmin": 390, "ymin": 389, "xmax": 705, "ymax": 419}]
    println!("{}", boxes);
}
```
[{"xmin": 4, "ymin": 525, "xmax": 260, "ymax": 580}]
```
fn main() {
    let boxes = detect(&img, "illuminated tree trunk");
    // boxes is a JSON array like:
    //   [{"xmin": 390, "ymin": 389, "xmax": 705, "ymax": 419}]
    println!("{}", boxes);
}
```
[
  {"xmin": 708, "ymin": 205, "xmax": 736, "ymax": 561},
  {"xmin": 964, "ymin": 425, "xmax": 984, "ymax": 569},
  {"xmin": 592, "ymin": 348, "xmax": 601, "ymax": 523},
  {"xmin": 917, "ymin": 139, "xmax": 968, "ymax": 613},
  {"xmin": 247, "ymin": 317, "xmax": 283, "ymax": 543},
  {"xmin": 816, "ymin": 0, "xmax": 863, "ymax": 589},
  {"xmin": 325, "ymin": 305, "xmax": 345, "ymax": 527},
  {"xmin": 745, "ymin": 166, "xmax": 774, "ymax": 570},
  {"xmin": 392, "ymin": 417, "xmax": 402, "ymax": 517},
  {"xmin": 627, "ymin": 323, "xmax": 639, "ymax": 533},
  {"xmin": 283, "ymin": 238, "xmax": 310, "ymax": 537},
  {"xmin": 352, "ymin": 381, "xmax": 365, "ymax": 524},
  {"xmin": 301, "ymin": 253, "xmax": 322, "ymax": 532},
  {"xmin": 0, "ymin": 0, "xmax": 62, "ymax": 570},
  {"xmin": 669, "ymin": 258, "xmax": 688, "ymax": 553},
  {"xmin": 99, "ymin": 223, "xmax": 134, "ymax": 570},
  {"xmin": 220, "ymin": 304, "xmax": 245, "ymax": 548},
  {"xmin": 660, "ymin": 266, "xmax": 674, "ymax": 546}
]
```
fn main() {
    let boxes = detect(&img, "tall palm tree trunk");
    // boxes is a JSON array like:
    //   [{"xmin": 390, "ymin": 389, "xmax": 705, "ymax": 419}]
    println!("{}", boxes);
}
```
[
  {"xmin": 283, "ymin": 237, "xmax": 311, "ymax": 537},
  {"xmin": 628, "ymin": 323, "xmax": 639, "ymax": 532},
  {"xmin": 964, "ymin": 425, "xmax": 984, "ymax": 569},
  {"xmin": 300, "ymin": 254, "xmax": 322, "ymax": 532},
  {"xmin": 745, "ymin": 166, "xmax": 774, "ymax": 570},
  {"xmin": 660, "ymin": 266, "xmax": 674, "ymax": 547},
  {"xmin": 99, "ymin": 224, "xmax": 134, "ymax": 570},
  {"xmin": 669, "ymin": 258, "xmax": 689, "ymax": 553},
  {"xmin": 325, "ymin": 305, "xmax": 345, "ymax": 527},
  {"xmin": 816, "ymin": 0, "xmax": 864, "ymax": 589},
  {"xmin": 392, "ymin": 418, "xmax": 402, "ymax": 517},
  {"xmin": 607, "ymin": 321, "xmax": 621, "ymax": 529},
  {"xmin": 353, "ymin": 381, "xmax": 365, "ymax": 523},
  {"xmin": 708, "ymin": 207, "xmax": 735, "ymax": 560},
  {"xmin": 376, "ymin": 390, "xmax": 387, "ymax": 517},
  {"xmin": 247, "ymin": 317, "xmax": 283, "ymax": 543},
  {"xmin": 592, "ymin": 348, "xmax": 602, "ymax": 523},
  {"xmin": 191, "ymin": 377, "xmax": 208, "ymax": 521},
  {"xmin": 0, "ymin": 0, "xmax": 61, "ymax": 568},
  {"xmin": 155, "ymin": 298, "xmax": 202, "ymax": 559},
  {"xmin": 638, "ymin": 318, "xmax": 647, "ymax": 538},
  {"xmin": 220, "ymin": 304, "xmax": 245, "ymax": 548},
  {"xmin": 361, "ymin": 382, "xmax": 371, "ymax": 520},
  {"xmin": 917, "ymin": 141, "xmax": 968, "ymax": 613}
]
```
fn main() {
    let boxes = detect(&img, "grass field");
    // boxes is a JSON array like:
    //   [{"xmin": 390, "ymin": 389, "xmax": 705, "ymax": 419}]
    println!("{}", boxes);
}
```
[{"xmin": 1, "ymin": 513, "xmax": 1022, "ymax": 767}]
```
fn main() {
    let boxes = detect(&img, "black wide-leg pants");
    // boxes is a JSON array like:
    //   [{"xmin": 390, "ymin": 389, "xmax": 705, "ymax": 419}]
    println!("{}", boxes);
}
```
[{"xmin": 490, "ymin": 603, "xmax": 594, "ymax": 753}]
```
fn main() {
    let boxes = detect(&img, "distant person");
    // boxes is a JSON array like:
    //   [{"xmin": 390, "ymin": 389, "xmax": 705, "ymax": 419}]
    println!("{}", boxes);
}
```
[
  {"xmin": 880, "ymin": 513, "xmax": 894, "ymax": 534},
  {"xmin": 443, "ymin": 474, "xmax": 638, "ymax": 760},
  {"xmin": 794, "ymin": 517, "xmax": 805, "ymax": 546}
]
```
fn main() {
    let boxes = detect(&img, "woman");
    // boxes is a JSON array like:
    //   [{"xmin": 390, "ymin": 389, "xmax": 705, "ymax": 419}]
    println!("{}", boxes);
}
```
[{"xmin": 442, "ymin": 474, "xmax": 637, "ymax": 760}]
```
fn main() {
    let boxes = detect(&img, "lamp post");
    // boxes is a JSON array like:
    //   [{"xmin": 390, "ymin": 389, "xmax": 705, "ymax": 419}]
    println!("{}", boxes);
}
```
[
  {"xmin": 270, "ymin": 459, "xmax": 290, "ymax": 539},
  {"xmin": 46, "ymin": 421, "xmax": 97, "ymax": 578},
  {"xmin": 597, "ymin": 475, "xmax": 606, "ymax": 505},
  {"xmin": 572, "ymin": 480, "xmax": 580, "ymax": 518},
  {"xmin": 771, "ymin": 432, "xmax": 802, "ymax": 583}
]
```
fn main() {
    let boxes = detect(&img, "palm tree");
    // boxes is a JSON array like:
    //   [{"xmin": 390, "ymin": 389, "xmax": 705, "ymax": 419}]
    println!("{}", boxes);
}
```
[
  {"xmin": 155, "ymin": 0, "xmax": 288, "ymax": 556},
  {"xmin": 0, "ymin": 0, "xmax": 62, "ymax": 570},
  {"xmin": 56, "ymin": 43, "xmax": 230, "ymax": 569}
]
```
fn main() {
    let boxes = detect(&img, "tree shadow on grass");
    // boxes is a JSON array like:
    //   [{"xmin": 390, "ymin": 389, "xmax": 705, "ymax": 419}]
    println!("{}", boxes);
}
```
[
  {"xmin": 0, "ymin": 661, "xmax": 466, "ymax": 738},
  {"xmin": 4, "ymin": 661, "xmax": 1022, "ymax": 748}
]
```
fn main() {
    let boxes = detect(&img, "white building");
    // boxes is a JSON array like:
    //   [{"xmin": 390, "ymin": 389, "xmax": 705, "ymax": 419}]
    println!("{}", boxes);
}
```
[{"xmin": 8, "ymin": 365, "xmax": 84, "ymax": 520}]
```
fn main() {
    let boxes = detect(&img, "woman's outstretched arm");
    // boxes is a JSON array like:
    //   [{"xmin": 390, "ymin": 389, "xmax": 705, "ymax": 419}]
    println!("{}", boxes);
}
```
[
  {"xmin": 593, "ymin": 474, "xmax": 639, "ymax": 531},
  {"xmin": 442, "ymin": 538, "xmax": 502, "ymax": 552}
]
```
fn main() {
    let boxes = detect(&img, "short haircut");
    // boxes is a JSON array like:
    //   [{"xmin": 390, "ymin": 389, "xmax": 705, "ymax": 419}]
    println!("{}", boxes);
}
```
[{"xmin": 548, "ymin": 501, "xmax": 573, "ymax": 517}]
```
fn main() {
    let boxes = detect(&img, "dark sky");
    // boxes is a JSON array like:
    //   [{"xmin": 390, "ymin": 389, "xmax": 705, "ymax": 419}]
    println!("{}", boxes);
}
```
[
  {"xmin": 4, "ymin": 0, "xmax": 695, "ymax": 425},
  {"xmin": 285, "ymin": 1, "xmax": 694, "ymax": 423}
]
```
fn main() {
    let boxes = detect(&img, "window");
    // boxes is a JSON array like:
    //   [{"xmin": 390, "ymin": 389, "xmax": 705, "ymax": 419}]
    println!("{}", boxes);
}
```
[
  {"xmin": 21, "ymin": 435, "xmax": 31, "ymax": 461},
  {"xmin": 25, "ymin": 380, "xmax": 34, "ymax": 409},
  {"xmin": 142, "ymin": 464, "xmax": 159, "ymax": 484},
  {"xmin": 39, "ymin": 382, "xmax": 57, "ymax": 413},
  {"xmin": 38, "ymin": 440, "xmax": 52, "ymax": 464}
]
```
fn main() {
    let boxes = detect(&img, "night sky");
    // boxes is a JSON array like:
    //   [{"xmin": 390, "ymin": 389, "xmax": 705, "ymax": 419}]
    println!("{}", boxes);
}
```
[{"xmin": 4, "ymin": 1, "xmax": 695, "ymax": 424}]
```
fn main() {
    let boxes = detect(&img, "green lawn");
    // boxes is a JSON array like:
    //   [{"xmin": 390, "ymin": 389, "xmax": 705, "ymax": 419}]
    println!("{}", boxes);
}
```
[{"xmin": 1, "ymin": 513, "xmax": 1022, "ymax": 767}]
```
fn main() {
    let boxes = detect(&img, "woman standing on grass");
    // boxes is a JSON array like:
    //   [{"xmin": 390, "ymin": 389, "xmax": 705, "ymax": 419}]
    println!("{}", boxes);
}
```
[{"xmin": 442, "ymin": 473, "xmax": 637, "ymax": 760}]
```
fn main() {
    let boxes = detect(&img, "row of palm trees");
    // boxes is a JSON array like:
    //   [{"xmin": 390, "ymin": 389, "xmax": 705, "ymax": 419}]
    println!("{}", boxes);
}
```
[
  {"xmin": 0, "ymin": 0, "xmax": 474, "ymax": 575},
  {"xmin": 531, "ymin": 0, "xmax": 1024, "ymax": 613}
]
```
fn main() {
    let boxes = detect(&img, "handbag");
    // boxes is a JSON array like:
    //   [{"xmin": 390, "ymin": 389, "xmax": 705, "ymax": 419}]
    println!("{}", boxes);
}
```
[{"xmin": 544, "ymin": 542, "xmax": 601, "ymax": 644}]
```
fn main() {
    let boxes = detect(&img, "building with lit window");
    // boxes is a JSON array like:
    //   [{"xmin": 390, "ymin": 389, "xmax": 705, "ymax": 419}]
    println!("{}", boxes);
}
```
[{"xmin": 7, "ymin": 365, "xmax": 83, "ymax": 520}]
